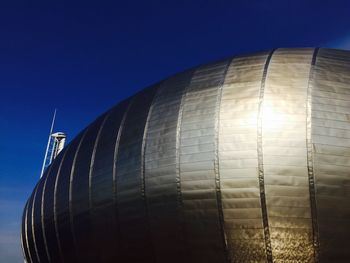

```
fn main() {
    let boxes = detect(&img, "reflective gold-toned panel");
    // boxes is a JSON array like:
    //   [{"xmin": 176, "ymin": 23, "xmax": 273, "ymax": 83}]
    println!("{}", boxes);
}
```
[
  {"xmin": 312, "ymin": 48, "xmax": 350, "ymax": 262},
  {"xmin": 179, "ymin": 60, "xmax": 230, "ymax": 263},
  {"xmin": 219, "ymin": 52, "xmax": 269, "ymax": 262},
  {"xmin": 263, "ymin": 48, "xmax": 315, "ymax": 262},
  {"xmin": 144, "ymin": 71, "xmax": 193, "ymax": 263}
]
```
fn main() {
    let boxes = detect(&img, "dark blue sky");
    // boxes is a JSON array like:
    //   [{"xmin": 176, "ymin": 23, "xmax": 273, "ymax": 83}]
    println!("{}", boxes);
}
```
[{"xmin": 0, "ymin": 0, "xmax": 349, "ymax": 261}]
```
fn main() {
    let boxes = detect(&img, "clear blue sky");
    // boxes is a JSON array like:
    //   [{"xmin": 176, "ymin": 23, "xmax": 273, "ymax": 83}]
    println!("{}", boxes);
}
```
[{"xmin": 0, "ymin": 0, "xmax": 349, "ymax": 262}]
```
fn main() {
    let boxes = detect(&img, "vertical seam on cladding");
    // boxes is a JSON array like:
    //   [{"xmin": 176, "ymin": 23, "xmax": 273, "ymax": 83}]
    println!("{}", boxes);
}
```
[
  {"xmin": 41, "ymin": 164, "xmax": 55, "ymax": 263},
  {"xmin": 54, "ymin": 145, "xmax": 71, "ymax": 263},
  {"xmin": 175, "ymin": 70, "xmax": 194, "ymax": 257},
  {"xmin": 25, "ymin": 194, "xmax": 35, "ymax": 263},
  {"xmin": 34, "ymin": 168, "xmax": 53, "ymax": 263},
  {"xmin": 21, "ymin": 204, "xmax": 26, "ymax": 260},
  {"xmin": 112, "ymin": 99, "xmax": 134, "ymax": 255},
  {"xmin": 21, "ymin": 223, "xmax": 25, "ymax": 258},
  {"xmin": 214, "ymin": 59, "xmax": 233, "ymax": 263},
  {"xmin": 31, "ymin": 185, "xmax": 41, "ymax": 263},
  {"xmin": 141, "ymin": 84, "xmax": 163, "ymax": 262},
  {"xmin": 88, "ymin": 113, "xmax": 111, "ymax": 210},
  {"xmin": 40, "ymin": 163, "xmax": 58, "ymax": 262},
  {"xmin": 175, "ymin": 89, "xmax": 185, "ymax": 205},
  {"xmin": 23, "ymin": 202, "xmax": 31, "ymax": 262},
  {"xmin": 176, "ymin": 76, "xmax": 192, "ymax": 210},
  {"xmin": 113, "ymin": 100, "xmax": 134, "ymax": 202},
  {"xmin": 257, "ymin": 49, "xmax": 276, "ymax": 263},
  {"xmin": 69, "ymin": 128, "xmax": 89, "ymax": 259},
  {"xmin": 307, "ymin": 48, "xmax": 320, "ymax": 263}
]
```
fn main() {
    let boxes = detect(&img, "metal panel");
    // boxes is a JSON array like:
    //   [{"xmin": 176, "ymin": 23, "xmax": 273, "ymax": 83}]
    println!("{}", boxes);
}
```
[
  {"xmin": 263, "ymin": 48, "xmax": 314, "ymax": 262},
  {"xmin": 42, "ymin": 149, "xmax": 66, "ymax": 263},
  {"xmin": 26, "ymin": 183, "xmax": 39, "ymax": 263},
  {"xmin": 144, "ymin": 70, "xmax": 193, "ymax": 263},
  {"xmin": 55, "ymin": 131, "xmax": 85, "ymax": 262},
  {"xmin": 21, "ymin": 201, "xmax": 31, "ymax": 262},
  {"xmin": 219, "ymin": 52, "xmax": 270, "ymax": 262},
  {"xmin": 53, "ymin": 144, "xmax": 71, "ymax": 261},
  {"xmin": 179, "ymin": 60, "xmax": 230, "ymax": 263},
  {"xmin": 32, "ymin": 167, "xmax": 54, "ymax": 263},
  {"xmin": 116, "ymin": 86, "xmax": 158, "ymax": 262},
  {"xmin": 306, "ymin": 48, "xmax": 320, "ymax": 262},
  {"xmin": 312, "ymin": 48, "xmax": 350, "ymax": 261},
  {"xmin": 257, "ymin": 49, "xmax": 274, "ymax": 263},
  {"xmin": 89, "ymin": 99, "xmax": 131, "ymax": 261},
  {"xmin": 70, "ymin": 114, "xmax": 106, "ymax": 262}
]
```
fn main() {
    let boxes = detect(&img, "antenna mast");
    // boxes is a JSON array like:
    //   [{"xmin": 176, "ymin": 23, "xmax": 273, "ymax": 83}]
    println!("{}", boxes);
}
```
[
  {"xmin": 39, "ymin": 109, "xmax": 67, "ymax": 178},
  {"xmin": 40, "ymin": 109, "xmax": 56, "ymax": 178}
]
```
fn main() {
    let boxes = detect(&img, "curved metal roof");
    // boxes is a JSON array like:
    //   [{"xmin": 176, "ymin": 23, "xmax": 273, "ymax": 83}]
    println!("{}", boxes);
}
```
[{"xmin": 22, "ymin": 48, "xmax": 350, "ymax": 263}]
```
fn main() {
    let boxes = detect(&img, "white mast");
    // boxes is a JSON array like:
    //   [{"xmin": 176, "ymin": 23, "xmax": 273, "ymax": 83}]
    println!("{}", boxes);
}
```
[{"xmin": 40, "ymin": 109, "xmax": 56, "ymax": 178}]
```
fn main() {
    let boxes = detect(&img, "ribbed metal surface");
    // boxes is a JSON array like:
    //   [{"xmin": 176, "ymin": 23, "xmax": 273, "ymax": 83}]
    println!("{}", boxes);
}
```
[
  {"xmin": 22, "ymin": 48, "xmax": 350, "ymax": 263},
  {"xmin": 144, "ymin": 70, "xmax": 193, "ymax": 263},
  {"xmin": 219, "ymin": 51, "xmax": 271, "ymax": 262},
  {"xmin": 264, "ymin": 48, "xmax": 314, "ymax": 263},
  {"xmin": 312, "ymin": 49, "xmax": 350, "ymax": 261}
]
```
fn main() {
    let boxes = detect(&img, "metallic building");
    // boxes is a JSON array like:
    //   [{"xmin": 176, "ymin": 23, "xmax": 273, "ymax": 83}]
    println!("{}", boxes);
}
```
[{"xmin": 22, "ymin": 48, "xmax": 350, "ymax": 263}]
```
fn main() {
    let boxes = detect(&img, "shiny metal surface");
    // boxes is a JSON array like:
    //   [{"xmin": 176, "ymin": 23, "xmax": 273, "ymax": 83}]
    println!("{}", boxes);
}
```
[{"xmin": 22, "ymin": 48, "xmax": 350, "ymax": 263}]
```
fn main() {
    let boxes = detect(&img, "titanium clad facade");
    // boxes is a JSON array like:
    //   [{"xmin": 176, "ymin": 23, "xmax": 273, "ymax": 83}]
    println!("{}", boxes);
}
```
[{"xmin": 22, "ymin": 48, "xmax": 350, "ymax": 263}]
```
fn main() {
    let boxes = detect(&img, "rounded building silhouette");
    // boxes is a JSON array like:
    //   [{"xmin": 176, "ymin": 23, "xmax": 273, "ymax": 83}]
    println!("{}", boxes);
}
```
[{"xmin": 22, "ymin": 48, "xmax": 350, "ymax": 263}]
